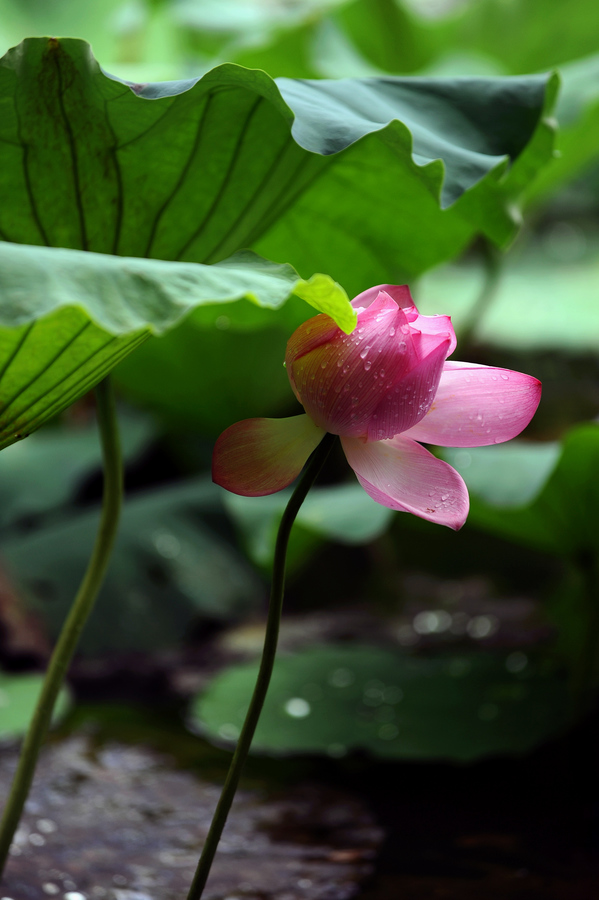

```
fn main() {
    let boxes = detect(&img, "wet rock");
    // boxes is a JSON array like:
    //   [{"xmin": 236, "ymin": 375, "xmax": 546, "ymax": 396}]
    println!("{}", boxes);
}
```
[{"xmin": 0, "ymin": 738, "xmax": 382, "ymax": 900}]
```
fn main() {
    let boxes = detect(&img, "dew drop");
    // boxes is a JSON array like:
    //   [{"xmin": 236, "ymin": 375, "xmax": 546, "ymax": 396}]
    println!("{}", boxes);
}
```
[
  {"xmin": 501, "ymin": 373, "xmax": 509, "ymax": 381},
  {"xmin": 360, "ymin": 348, "xmax": 369, "ymax": 359},
  {"xmin": 364, "ymin": 360, "xmax": 372, "ymax": 371},
  {"xmin": 284, "ymin": 697, "xmax": 311, "ymax": 718}
]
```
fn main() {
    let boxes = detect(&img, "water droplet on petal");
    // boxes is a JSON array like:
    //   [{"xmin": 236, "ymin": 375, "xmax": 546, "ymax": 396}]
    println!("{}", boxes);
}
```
[{"xmin": 364, "ymin": 360, "xmax": 372, "ymax": 371}]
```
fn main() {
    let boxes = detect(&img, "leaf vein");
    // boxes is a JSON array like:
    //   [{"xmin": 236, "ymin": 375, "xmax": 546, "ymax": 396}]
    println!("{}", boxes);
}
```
[
  {"xmin": 175, "ymin": 94, "xmax": 265, "ymax": 261},
  {"xmin": 1, "ymin": 332, "xmax": 148, "ymax": 439},
  {"xmin": 53, "ymin": 50, "xmax": 88, "ymax": 250},
  {"xmin": 202, "ymin": 130, "xmax": 297, "ymax": 263},
  {"xmin": 0, "ymin": 320, "xmax": 93, "ymax": 418},
  {"xmin": 0, "ymin": 323, "xmax": 35, "ymax": 384},
  {"xmin": 143, "ymin": 93, "xmax": 212, "ymax": 259}
]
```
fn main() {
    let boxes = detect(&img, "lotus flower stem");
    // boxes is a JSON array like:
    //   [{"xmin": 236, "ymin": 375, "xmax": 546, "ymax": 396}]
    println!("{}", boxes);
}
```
[
  {"xmin": 186, "ymin": 431, "xmax": 337, "ymax": 900},
  {"xmin": 0, "ymin": 376, "xmax": 123, "ymax": 877}
]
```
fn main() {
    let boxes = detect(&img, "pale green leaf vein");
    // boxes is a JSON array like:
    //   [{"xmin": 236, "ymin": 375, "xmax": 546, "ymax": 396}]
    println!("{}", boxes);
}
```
[{"xmin": 0, "ymin": 321, "xmax": 93, "ymax": 419}]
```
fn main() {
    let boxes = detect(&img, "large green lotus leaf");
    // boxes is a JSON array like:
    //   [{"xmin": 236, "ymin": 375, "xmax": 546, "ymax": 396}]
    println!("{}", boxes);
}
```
[
  {"xmin": 445, "ymin": 425, "xmax": 599, "ymax": 558},
  {"xmin": 0, "ymin": 242, "xmax": 350, "ymax": 450},
  {"xmin": 113, "ymin": 308, "xmax": 303, "ymax": 435},
  {"xmin": 192, "ymin": 644, "xmax": 571, "ymax": 762},
  {"xmin": 0, "ymin": 37, "xmax": 556, "ymax": 296}
]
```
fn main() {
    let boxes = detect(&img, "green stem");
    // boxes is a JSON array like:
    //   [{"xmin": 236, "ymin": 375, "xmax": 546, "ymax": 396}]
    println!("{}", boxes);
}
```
[
  {"xmin": 186, "ymin": 432, "xmax": 337, "ymax": 900},
  {"xmin": 0, "ymin": 377, "xmax": 123, "ymax": 876}
]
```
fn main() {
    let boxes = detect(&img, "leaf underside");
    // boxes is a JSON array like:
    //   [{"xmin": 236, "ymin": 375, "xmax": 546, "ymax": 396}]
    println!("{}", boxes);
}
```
[{"xmin": 0, "ymin": 38, "xmax": 556, "ymax": 445}]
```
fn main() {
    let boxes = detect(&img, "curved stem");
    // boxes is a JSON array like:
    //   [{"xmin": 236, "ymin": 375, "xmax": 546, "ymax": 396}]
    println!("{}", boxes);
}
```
[
  {"xmin": 0, "ymin": 377, "xmax": 123, "ymax": 876},
  {"xmin": 186, "ymin": 431, "xmax": 337, "ymax": 900}
]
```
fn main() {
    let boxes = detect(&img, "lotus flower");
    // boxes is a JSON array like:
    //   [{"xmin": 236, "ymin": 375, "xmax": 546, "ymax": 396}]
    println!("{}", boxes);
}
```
[{"xmin": 212, "ymin": 285, "xmax": 541, "ymax": 529}]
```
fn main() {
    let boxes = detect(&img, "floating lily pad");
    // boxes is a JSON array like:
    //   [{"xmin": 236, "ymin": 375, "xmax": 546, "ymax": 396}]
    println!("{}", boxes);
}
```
[{"xmin": 192, "ymin": 644, "xmax": 572, "ymax": 762}]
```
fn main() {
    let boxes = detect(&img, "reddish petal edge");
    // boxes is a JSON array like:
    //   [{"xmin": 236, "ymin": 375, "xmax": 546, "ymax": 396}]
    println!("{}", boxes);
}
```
[
  {"xmin": 341, "ymin": 434, "xmax": 469, "ymax": 530},
  {"xmin": 212, "ymin": 415, "xmax": 326, "ymax": 496},
  {"xmin": 402, "ymin": 361, "xmax": 542, "ymax": 447}
]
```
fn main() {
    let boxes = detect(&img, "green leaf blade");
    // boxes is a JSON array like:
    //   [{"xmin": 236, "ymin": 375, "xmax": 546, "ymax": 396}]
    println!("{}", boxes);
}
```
[{"xmin": 0, "ymin": 242, "xmax": 351, "ymax": 448}]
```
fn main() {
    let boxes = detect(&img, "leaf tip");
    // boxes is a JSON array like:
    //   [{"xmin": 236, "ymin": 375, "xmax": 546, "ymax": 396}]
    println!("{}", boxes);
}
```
[{"xmin": 293, "ymin": 274, "xmax": 356, "ymax": 333}]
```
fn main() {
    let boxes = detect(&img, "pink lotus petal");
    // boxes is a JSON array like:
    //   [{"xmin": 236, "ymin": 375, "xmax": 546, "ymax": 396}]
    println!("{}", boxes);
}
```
[
  {"xmin": 410, "ymin": 310, "xmax": 457, "ymax": 358},
  {"xmin": 285, "ymin": 314, "xmax": 342, "ymax": 403},
  {"xmin": 287, "ymin": 299, "xmax": 421, "ymax": 436},
  {"xmin": 402, "ymin": 361, "xmax": 542, "ymax": 447},
  {"xmin": 341, "ymin": 434, "xmax": 469, "ymax": 530},
  {"xmin": 351, "ymin": 284, "xmax": 414, "ymax": 311},
  {"xmin": 366, "ymin": 330, "xmax": 451, "ymax": 440},
  {"xmin": 212, "ymin": 415, "xmax": 326, "ymax": 496}
]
